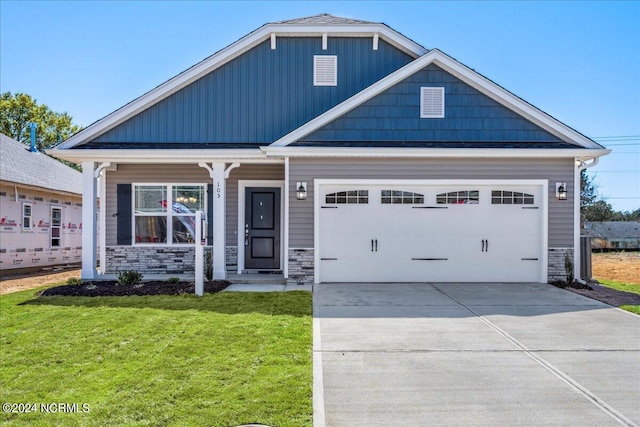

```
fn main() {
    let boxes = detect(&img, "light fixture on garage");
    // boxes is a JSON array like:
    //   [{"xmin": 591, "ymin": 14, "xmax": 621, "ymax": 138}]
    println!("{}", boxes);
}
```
[
  {"xmin": 296, "ymin": 182, "xmax": 307, "ymax": 200},
  {"xmin": 556, "ymin": 182, "xmax": 567, "ymax": 200}
]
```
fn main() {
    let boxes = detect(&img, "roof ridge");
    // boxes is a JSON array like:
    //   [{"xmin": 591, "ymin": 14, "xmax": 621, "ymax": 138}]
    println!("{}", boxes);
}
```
[{"xmin": 274, "ymin": 13, "xmax": 378, "ymax": 25}]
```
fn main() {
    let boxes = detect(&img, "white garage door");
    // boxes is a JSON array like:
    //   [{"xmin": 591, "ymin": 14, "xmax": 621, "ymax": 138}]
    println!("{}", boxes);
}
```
[{"xmin": 318, "ymin": 183, "xmax": 544, "ymax": 283}]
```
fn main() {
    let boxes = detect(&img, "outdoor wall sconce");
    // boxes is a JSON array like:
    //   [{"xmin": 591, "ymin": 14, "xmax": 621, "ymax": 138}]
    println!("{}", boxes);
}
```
[
  {"xmin": 556, "ymin": 182, "xmax": 567, "ymax": 200},
  {"xmin": 296, "ymin": 182, "xmax": 308, "ymax": 200}
]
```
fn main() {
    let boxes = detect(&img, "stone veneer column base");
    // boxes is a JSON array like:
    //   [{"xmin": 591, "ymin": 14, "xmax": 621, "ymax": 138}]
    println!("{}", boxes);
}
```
[
  {"xmin": 287, "ymin": 248, "xmax": 314, "ymax": 285},
  {"xmin": 105, "ymin": 246, "xmax": 239, "ymax": 276},
  {"xmin": 548, "ymin": 248, "xmax": 574, "ymax": 282}
]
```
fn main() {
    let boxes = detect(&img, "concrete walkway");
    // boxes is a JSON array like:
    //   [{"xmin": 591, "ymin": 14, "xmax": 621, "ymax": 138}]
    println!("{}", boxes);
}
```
[{"xmin": 314, "ymin": 283, "xmax": 640, "ymax": 427}]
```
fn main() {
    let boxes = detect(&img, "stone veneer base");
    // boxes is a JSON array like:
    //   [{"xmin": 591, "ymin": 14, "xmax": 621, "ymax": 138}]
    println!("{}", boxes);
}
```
[
  {"xmin": 287, "ymin": 248, "xmax": 314, "ymax": 285},
  {"xmin": 548, "ymin": 248, "xmax": 574, "ymax": 282}
]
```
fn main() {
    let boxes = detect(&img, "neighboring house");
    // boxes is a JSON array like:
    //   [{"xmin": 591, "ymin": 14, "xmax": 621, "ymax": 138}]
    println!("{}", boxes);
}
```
[
  {"xmin": 0, "ymin": 133, "xmax": 83, "ymax": 271},
  {"xmin": 49, "ymin": 14, "xmax": 610, "ymax": 284},
  {"xmin": 583, "ymin": 221, "xmax": 640, "ymax": 250}
]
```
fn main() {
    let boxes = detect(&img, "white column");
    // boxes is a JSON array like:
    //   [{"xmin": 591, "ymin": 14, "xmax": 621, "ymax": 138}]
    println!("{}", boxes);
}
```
[
  {"xmin": 98, "ymin": 170, "xmax": 107, "ymax": 274},
  {"xmin": 81, "ymin": 161, "xmax": 98, "ymax": 280},
  {"xmin": 284, "ymin": 157, "xmax": 290, "ymax": 278},
  {"xmin": 212, "ymin": 162, "xmax": 227, "ymax": 280}
]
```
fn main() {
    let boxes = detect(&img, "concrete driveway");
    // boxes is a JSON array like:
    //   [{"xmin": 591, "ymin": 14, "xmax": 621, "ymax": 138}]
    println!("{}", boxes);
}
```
[{"xmin": 313, "ymin": 283, "xmax": 640, "ymax": 427}]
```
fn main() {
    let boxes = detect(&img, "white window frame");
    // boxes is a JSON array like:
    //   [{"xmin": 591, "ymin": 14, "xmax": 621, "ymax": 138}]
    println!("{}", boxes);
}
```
[
  {"xmin": 420, "ymin": 87, "xmax": 445, "ymax": 118},
  {"xmin": 22, "ymin": 202, "xmax": 33, "ymax": 231},
  {"xmin": 51, "ymin": 206, "xmax": 62, "ymax": 248},
  {"xmin": 132, "ymin": 183, "xmax": 207, "ymax": 246},
  {"xmin": 314, "ymin": 55, "xmax": 338, "ymax": 86}
]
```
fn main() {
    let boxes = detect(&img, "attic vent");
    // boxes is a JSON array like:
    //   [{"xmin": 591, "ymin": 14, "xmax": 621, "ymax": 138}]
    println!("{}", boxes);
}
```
[
  {"xmin": 420, "ymin": 87, "xmax": 445, "ymax": 118},
  {"xmin": 314, "ymin": 55, "xmax": 337, "ymax": 86}
]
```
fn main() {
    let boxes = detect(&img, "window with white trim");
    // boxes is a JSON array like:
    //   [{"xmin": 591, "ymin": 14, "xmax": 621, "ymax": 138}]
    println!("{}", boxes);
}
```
[
  {"xmin": 420, "ymin": 87, "xmax": 445, "ymax": 118},
  {"xmin": 491, "ymin": 191, "xmax": 534, "ymax": 205},
  {"xmin": 314, "ymin": 55, "xmax": 337, "ymax": 86},
  {"xmin": 325, "ymin": 190, "xmax": 368, "ymax": 204},
  {"xmin": 436, "ymin": 190, "xmax": 479, "ymax": 204},
  {"xmin": 133, "ymin": 184, "xmax": 205, "ymax": 244},
  {"xmin": 22, "ymin": 203, "xmax": 32, "ymax": 231},
  {"xmin": 381, "ymin": 190, "xmax": 424, "ymax": 204},
  {"xmin": 51, "ymin": 207, "xmax": 62, "ymax": 247}
]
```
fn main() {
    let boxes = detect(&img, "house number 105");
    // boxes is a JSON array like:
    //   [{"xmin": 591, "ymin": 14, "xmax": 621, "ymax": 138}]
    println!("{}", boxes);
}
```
[{"xmin": 216, "ymin": 182, "xmax": 222, "ymax": 199}]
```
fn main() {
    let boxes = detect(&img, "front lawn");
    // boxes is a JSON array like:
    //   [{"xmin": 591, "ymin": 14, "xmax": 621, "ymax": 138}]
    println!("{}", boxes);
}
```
[
  {"xmin": 597, "ymin": 279, "xmax": 640, "ymax": 315},
  {"xmin": 0, "ymin": 288, "xmax": 312, "ymax": 426}
]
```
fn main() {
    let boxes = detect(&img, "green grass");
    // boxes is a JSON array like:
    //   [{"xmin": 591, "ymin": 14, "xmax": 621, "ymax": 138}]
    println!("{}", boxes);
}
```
[
  {"xmin": 0, "ymin": 288, "xmax": 312, "ymax": 427},
  {"xmin": 597, "ymin": 279, "xmax": 640, "ymax": 315}
]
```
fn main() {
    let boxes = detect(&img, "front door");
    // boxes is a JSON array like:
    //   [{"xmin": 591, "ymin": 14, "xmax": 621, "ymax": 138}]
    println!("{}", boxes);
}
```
[{"xmin": 244, "ymin": 187, "xmax": 281, "ymax": 270}]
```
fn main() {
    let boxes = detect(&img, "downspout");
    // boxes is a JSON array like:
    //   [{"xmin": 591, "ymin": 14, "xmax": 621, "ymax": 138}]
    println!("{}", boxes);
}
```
[{"xmin": 574, "ymin": 157, "xmax": 599, "ymax": 284}]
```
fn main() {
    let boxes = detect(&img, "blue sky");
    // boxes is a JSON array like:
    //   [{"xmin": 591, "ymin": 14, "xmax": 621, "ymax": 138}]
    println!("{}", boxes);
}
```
[{"xmin": 1, "ymin": 1, "xmax": 638, "ymax": 212}]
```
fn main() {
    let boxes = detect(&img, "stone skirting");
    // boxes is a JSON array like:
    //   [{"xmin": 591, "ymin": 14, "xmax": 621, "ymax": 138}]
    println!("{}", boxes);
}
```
[
  {"xmin": 548, "ymin": 248, "xmax": 574, "ymax": 282},
  {"xmin": 287, "ymin": 248, "xmax": 314, "ymax": 285},
  {"xmin": 106, "ymin": 246, "xmax": 238, "ymax": 275},
  {"xmin": 226, "ymin": 246, "xmax": 238, "ymax": 272}
]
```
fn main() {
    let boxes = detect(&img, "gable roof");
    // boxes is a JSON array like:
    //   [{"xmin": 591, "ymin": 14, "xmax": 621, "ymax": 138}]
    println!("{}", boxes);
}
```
[
  {"xmin": 583, "ymin": 221, "xmax": 640, "ymax": 239},
  {"xmin": 0, "ymin": 133, "xmax": 82, "ymax": 195},
  {"xmin": 270, "ymin": 49, "xmax": 604, "ymax": 149},
  {"xmin": 54, "ymin": 14, "xmax": 427, "ymax": 151}
]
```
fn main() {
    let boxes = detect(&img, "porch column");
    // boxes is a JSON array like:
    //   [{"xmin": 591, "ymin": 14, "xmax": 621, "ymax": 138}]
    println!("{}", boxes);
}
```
[
  {"xmin": 211, "ymin": 162, "xmax": 227, "ymax": 279},
  {"xmin": 81, "ymin": 161, "xmax": 98, "ymax": 280}
]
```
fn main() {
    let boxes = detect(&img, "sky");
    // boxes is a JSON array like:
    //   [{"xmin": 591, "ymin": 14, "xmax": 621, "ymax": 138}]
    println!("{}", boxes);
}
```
[{"xmin": 1, "ymin": 1, "xmax": 638, "ymax": 212}]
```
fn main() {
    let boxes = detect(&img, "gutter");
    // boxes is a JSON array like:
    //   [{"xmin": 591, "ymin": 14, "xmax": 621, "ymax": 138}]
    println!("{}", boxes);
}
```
[{"xmin": 574, "ymin": 157, "xmax": 600, "ymax": 284}]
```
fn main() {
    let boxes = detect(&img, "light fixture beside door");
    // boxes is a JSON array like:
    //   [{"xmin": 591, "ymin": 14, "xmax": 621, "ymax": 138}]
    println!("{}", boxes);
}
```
[{"xmin": 296, "ymin": 182, "xmax": 307, "ymax": 200}]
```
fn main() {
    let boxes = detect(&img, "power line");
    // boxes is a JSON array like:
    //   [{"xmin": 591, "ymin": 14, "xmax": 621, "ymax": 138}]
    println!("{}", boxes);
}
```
[
  {"xmin": 587, "ymin": 170, "xmax": 639, "ymax": 173},
  {"xmin": 591, "ymin": 135, "xmax": 640, "ymax": 140}
]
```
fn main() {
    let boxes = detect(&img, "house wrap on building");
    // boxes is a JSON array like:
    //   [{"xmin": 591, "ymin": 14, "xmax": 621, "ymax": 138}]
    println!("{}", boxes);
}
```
[
  {"xmin": 48, "ymin": 14, "xmax": 610, "ymax": 284},
  {"xmin": 1, "ymin": 133, "xmax": 83, "ymax": 271}
]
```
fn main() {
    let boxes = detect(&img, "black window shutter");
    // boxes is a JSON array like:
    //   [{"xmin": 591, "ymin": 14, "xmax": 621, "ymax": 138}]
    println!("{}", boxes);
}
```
[
  {"xmin": 117, "ymin": 184, "xmax": 132, "ymax": 245},
  {"xmin": 207, "ymin": 184, "xmax": 213, "ymax": 246}
]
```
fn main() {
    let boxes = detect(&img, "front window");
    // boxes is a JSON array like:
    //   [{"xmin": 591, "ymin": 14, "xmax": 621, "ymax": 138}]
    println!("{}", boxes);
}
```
[
  {"xmin": 22, "ymin": 203, "xmax": 32, "ymax": 230},
  {"xmin": 134, "ymin": 184, "xmax": 205, "ymax": 244},
  {"xmin": 51, "ymin": 207, "xmax": 62, "ymax": 247}
]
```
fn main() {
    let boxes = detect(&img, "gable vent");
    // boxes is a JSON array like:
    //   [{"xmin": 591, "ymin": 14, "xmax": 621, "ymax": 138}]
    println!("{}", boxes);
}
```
[
  {"xmin": 420, "ymin": 87, "xmax": 445, "ymax": 118},
  {"xmin": 314, "ymin": 55, "xmax": 337, "ymax": 86}
]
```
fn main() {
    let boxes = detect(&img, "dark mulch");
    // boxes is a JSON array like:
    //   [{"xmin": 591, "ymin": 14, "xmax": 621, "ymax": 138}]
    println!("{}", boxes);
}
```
[
  {"xmin": 550, "ymin": 281, "xmax": 640, "ymax": 307},
  {"xmin": 39, "ymin": 280, "xmax": 231, "ymax": 297}
]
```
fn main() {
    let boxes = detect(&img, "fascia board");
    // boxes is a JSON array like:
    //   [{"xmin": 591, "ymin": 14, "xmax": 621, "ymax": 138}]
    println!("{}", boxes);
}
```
[
  {"xmin": 46, "ymin": 148, "xmax": 274, "ymax": 164},
  {"xmin": 57, "ymin": 23, "xmax": 424, "ymax": 151},
  {"xmin": 269, "ymin": 24, "xmax": 427, "ymax": 57},
  {"xmin": 272, "ymin": 50, "xmax": 602, "ymax": 149},
  {"xmin": 262, "ymin": 146, "xmax": 611, "ymax": 159}
]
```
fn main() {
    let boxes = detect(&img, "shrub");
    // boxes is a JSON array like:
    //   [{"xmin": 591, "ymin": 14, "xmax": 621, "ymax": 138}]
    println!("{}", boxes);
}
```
[
  {"xmin": 118, "ymin": 270, "xmax": 143, "ymax": 286},
  {"xmin": 205, "ymin": 250, "xmax": 213, "ymax": 281},
  {"xmin": 564, "ymin": 253, "xmax": 574, "ymax": 284},
  {"xmin": 168, "ymin": 277, "xmax": 180, "ymax": 284},
  {"xmin": 66, "ymin": 277, "xmax": 83, "ymax": 286}
]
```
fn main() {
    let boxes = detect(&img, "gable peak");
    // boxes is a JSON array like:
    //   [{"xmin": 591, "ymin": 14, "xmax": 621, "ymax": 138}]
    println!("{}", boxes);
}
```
[{"xmin": 273, "ymin": 13, "xmax": 378, "ymax": 25}]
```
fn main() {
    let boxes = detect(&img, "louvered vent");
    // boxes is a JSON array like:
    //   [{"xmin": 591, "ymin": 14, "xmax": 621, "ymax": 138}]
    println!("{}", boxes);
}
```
[
  {"xmin": 314, "ymin": 55, "xmax": 337, "ymax": 86},
  {"xmin": 420, "ymin": 87, "xmax": 445, "ymax": 118}
]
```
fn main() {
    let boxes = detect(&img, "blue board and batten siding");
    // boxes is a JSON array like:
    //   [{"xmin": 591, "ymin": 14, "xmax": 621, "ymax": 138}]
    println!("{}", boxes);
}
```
[
  {"xmin": 89, "ymin": 38, "xmax": 413, "ymax": 145},
  {"xmin": 301, "ymin": 64, "xmax": 565, "ymax": 144}
]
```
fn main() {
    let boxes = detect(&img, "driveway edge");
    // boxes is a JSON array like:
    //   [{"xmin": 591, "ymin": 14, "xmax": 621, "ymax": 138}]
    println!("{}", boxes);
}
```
[{"xmin": 312, "ymin": 284, "xmax": 326, "ymax": 427}]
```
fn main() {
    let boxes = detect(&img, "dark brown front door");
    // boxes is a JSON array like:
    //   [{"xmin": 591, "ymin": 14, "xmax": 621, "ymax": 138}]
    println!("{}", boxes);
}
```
[{"xmin": 244, "ymin": 187, "xmax": 281, "ymax": 270}]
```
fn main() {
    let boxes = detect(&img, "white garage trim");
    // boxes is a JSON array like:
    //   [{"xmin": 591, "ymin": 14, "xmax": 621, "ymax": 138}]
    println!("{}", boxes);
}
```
[{"xmin": 313, "ymin": 179, "xmax": 548, "ymax": 284}]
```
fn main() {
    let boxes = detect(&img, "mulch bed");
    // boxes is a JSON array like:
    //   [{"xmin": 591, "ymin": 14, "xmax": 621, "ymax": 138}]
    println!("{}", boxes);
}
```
[
  {"xmin": 550, "ymin": 281, "xmax": 640, "ymax": 307},
  {"xmin": 39, "ymin": 280, "xmax": 230, "ymax": 297}
]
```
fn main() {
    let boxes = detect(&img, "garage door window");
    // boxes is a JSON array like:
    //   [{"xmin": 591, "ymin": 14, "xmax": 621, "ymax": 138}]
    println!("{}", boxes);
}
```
[
  {"xmin": 491, "ymin": 191, "xmax": 534, "ymax": 205},
  {"xmin": 381, "ymin": 190, "xmax": 424, "ymax": 204},
  {"xmin": 436, "ymin": 190, "xmax": 479, "ymax": 204},
  {"xmin": 325, "ymin": 190, "xmax": 368, "ymax": 204}
]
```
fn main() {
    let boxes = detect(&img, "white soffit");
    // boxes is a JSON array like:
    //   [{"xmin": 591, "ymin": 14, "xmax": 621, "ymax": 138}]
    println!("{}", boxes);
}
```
[
  {"xmin": 271, "ymin": 49, "xmax": 604, "ymax": 150},
  {"xmin": 56, "ymin": 22, "xmax": 426, "ymax": 150}
]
